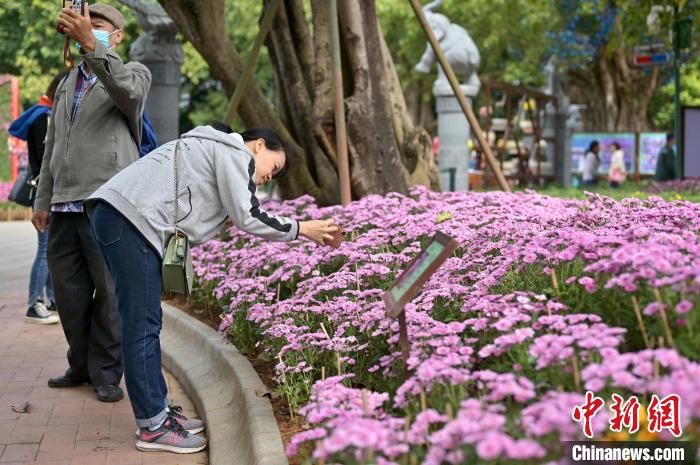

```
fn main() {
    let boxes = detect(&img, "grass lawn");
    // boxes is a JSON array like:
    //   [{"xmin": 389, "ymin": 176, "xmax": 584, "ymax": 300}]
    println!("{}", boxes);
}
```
[{"xmin": 517, "ymin": 180, "xmax": 700, "ymax": 203}]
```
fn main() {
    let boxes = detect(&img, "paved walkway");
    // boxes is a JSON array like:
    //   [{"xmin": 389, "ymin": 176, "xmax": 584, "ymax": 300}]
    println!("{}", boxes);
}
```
[{"xmin": 0, "ymin": 222, "xmax": 208, "ymax": 465}]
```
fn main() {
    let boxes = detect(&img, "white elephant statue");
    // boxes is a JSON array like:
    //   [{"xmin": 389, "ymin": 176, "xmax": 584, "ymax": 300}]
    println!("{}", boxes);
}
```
[{"xmin": 414, "ymin": 0, "xmax": 481, "ymax": 95}]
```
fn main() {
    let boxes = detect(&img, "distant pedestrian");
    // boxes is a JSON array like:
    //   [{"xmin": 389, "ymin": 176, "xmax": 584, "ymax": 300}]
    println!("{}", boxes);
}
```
[
  {"xmin": 8, "ymin": 71, "xmax": 69, "ymax": 325},
  {"xmin": 582, "ymin": 140, "xmax": 601, "ymax": 187},
  {"xmin": 655, "ymin": 133, "xmax": 677, "ymax": 182},
  {"xmin": 608, "ymin": 142, "xmax": 627, "ymax": 188}
]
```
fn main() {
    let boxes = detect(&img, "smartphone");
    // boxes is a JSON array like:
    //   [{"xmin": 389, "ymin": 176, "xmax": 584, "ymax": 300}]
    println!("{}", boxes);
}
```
[
  {"xmin": 57, "ymin": 0, "xmax": 84, "ymax": 33},
  {"xmin": 326, "ymin": 228, "xmax": 345, "ymax": 249},
  {"xmin": 64, "ymin": 0, "xmax": 84, "ymax": 14}
]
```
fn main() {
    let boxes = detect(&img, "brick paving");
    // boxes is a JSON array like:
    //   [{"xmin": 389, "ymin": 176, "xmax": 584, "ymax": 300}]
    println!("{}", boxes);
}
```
[{"xmin": 0, "ymin": 222, "xmax": 208, "ymax": 465}]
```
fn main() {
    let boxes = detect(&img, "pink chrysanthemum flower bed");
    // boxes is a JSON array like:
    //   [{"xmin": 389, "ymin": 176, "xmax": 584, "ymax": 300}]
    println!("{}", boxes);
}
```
[
  {"xmin": 0, "ymin": 181, "xmax": 13, "ymax": 203},
  {"xmin": 192, "ymin": 187, "xmax": 699, "ymax": 464}
]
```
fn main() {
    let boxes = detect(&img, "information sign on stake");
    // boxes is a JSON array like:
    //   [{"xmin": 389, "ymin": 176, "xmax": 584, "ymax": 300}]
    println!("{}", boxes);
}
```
[{"xmin": 383, "ymin": 231, "xmax": 458, "ymax": 369}]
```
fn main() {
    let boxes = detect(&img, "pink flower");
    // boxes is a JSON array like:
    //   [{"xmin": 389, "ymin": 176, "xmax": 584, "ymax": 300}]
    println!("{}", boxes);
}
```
[
  {"xmin": 476, "ymin": 433, "xmax": 504, "ymax": 459},
  {"xmin": 675, "ymin": 300, "xmax": 693, "ymax": 314},
  {"xmin": 643, "ymin": 302, "xmax": 665, "ymax": 316},
  {"xmin": 578, "ymin": 276, "xmax": 598, "ymax": 293}
]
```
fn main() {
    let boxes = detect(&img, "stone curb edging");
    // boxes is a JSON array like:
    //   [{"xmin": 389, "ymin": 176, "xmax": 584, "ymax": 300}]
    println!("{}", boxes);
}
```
[{"xmin": 160, "ymin": 302, "xmax": 289, "ymax": 465}]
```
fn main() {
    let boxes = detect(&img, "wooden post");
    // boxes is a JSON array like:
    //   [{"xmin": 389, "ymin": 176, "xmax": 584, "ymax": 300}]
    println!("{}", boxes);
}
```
[
  {"xmin": 398, "ymin": 311, "xmax": 410, "ymax": 369},
  {"xmin": 328, "ymin": 0, "xmax": 352, "ymax": 206},
  {"xmin": 223, "ymin": 0, "xmax": 283, "ymax": 126},
  {"xmin": 407, "ymin": 0, "xmax": 510, "ymax": 192}
]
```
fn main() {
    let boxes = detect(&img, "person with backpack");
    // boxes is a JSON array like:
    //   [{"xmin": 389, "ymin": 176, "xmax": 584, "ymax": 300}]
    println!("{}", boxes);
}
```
[
  {"xmin": 31, "ymin": 3, "xmax": 151, "ymax": 403},
  {"xmin": 8, "ymin": 71, "xmax": 69, "ymax": 325}
]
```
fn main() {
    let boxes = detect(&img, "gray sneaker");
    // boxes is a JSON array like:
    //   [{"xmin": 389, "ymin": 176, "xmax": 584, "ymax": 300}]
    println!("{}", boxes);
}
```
[
  {"xmin": 25, "ymin": 303, "xmax": 59, "ymax": 325},
  {"xmin": 169, "ymin": 405, "xmax": 205, "ymax": 434},
  {"xmin": 134, "ymin": 405, "xmax": 204, "ymax": 437},
  {"xmin": 136, "ymin": 416, "xmax": 207, "ymax": 454}
]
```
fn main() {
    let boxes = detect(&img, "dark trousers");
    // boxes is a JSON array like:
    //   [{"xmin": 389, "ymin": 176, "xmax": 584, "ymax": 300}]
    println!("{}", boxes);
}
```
[
  {"xmin": 47, "ymin": 213, "xmax": 122, "ymax": 386},
  {"xmin": 90, "ymin": 202, "xmax": 169, "ymax": 427}
]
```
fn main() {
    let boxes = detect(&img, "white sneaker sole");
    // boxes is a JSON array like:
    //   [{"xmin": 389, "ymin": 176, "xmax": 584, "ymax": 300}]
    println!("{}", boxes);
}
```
[
  {"xmin": 135, "ymin": 440, "xmax": 207, "ymax": 454},
  {"xmin": 25, "ymin": 316, "xmax": 59, "ymax": 325},
  {"xmin": 135, "ymin": 426, "xmax": 205, "ymax": 438}
]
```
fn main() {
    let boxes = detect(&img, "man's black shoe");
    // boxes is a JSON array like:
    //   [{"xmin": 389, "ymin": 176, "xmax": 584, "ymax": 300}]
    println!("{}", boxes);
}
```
[
  {"xmin": 96, "ymin": 384, "xmax": 124, "ymax": 403},
  {"xmin": 47, "ymin": 374, "xmax": 89, "ymax": 388}
]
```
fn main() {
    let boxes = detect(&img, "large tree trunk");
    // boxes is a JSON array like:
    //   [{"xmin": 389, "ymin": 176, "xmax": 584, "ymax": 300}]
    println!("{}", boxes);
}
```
[
  {"xmin": 158, "ymin": 0, "xmax": 438, "ymax": 206},
  {"xmin": 567, "ymin": 17, "xmax": 658, "ymax": 132}
]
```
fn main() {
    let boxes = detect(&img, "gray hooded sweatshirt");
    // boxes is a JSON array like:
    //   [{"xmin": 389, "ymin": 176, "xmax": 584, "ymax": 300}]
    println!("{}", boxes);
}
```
[{"xmin": 85, "ymin": 126, "xmax": 299, "ymax": 257}]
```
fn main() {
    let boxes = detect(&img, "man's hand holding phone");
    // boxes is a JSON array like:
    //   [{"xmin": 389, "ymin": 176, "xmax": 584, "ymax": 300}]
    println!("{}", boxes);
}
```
[{"xmin": 57, "ymin": 1, "xmax": 96, "ymax": 52}]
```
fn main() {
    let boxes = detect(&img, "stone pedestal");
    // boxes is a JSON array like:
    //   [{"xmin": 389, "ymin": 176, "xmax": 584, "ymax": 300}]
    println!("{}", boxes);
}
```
[
  {"xmin": 129, "ymin": 33, "xmax": 183, "ymax": 144},
  {"xmin": 141, "ymin": 60, "xmax": 181, "ymax": 143},
  {"xmin": 435, "ymin": 84, "xmax": 479, "ymax": 192},
  {"xmin": 555, "ymin": 111, "xmax": 570, "ymax": 186}
]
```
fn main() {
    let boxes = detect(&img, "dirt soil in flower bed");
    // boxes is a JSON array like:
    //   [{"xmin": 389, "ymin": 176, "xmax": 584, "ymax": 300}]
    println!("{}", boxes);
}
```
[{"xmin": 164, "ymin": 296, "xmax": 305, "ymax": 465}]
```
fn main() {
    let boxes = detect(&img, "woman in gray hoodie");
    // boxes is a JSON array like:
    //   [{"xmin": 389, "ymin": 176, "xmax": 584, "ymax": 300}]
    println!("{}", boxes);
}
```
[{"xmin": 86, "ymin": 123, "xmax": 338, "ymax": 454}]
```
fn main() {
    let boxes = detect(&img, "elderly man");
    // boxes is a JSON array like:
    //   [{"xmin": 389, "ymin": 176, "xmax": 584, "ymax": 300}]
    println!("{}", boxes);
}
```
[{"xmin": 33, "ymin": 3, "xmax": 152, "ymax": 402}]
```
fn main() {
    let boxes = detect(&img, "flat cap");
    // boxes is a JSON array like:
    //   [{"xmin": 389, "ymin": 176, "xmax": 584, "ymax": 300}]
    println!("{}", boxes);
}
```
[{"xmin": 89, "ymin": 3, "xmax": 125, "ymax": 30}]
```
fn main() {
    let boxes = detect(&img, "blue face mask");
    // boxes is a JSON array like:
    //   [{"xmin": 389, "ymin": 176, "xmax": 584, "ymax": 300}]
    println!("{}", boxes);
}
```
[
  {"xmin": 76, "ymin": 29, "xmax": 116, "ymax": 52},
  {"xmin": 93, "ymin": 29, "xmax": 113, "ymax": 48}
]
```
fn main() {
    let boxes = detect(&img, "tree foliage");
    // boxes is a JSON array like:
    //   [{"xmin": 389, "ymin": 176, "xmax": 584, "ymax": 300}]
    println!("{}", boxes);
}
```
[
  {"xmin": 378, "ymin": 0, "xmax": 553, "ymax": 86},
  {"xmin": 159, "ymin": 0, "xmax": 438, "ymax": 205},
  {"xmin": 378, "ymin": 0, "xmax": 699, "ymax": 131},
  {"xmin": 549, "ymin": 0, "xmax": 699, "ymax": 130},
  {"xmin": 178, "ymin": 0, "xmax": 277, "ymax": 131},
  {"xmin": 0, "ymin": 0, "xmax": 139, "ymax": 105},
  {"xmin": 650, "ymin": 61, "xmax": 700, "ymax": 129}
]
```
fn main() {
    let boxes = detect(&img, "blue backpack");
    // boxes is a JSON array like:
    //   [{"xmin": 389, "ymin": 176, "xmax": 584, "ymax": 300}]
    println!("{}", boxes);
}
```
[{"xmin": 140, "ymin": 110, "xmax": 159, "ymax": 157}]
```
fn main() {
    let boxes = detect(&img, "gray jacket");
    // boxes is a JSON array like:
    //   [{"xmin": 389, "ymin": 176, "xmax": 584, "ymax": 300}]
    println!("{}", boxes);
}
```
[
  {"xmin": 34, "ymin": 41, "xmax": 152, "ymax": 211},
  {"xmin": 86, "ymin": 126, "xmax": 300, "ymax": 257}
]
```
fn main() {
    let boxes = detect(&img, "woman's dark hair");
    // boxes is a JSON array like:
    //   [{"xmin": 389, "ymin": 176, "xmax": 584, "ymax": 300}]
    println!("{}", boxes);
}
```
[
  {"xmin": 587, "ymin": 140, "xmax": 599, "ymax": 152},
  {"xmin": 209, "ymin": 121, "xmax": 234, "ymax": 134},
  {"xmin": 611, "ymin": 142, "xmax": 621, "ymax": 150},
  {"xmin": 240, "ymin": 127, "xmax": 291, "ymax": 179},
  {"xmin": 47, "ymin": 70, "xmax": 70, "ymax": 100}
]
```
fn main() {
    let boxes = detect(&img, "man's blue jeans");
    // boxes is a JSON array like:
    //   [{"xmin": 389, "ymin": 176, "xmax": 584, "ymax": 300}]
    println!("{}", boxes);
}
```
[
  {"xmin": 89, "ymin": 202, "xmax": 168, "ymax": 428},
  {"xmin": 28, "ymin": 227, "xmax": 55, "ymax": 307}
]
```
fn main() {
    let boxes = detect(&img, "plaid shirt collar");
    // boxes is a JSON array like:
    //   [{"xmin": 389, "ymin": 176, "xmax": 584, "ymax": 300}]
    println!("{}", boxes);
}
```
[
  {"xmin": 78, "ymin": 61, "xmax": 97, "ymax": 84},
  {"xmin": 71, "ymin": 62, "xmax": 98, "ymax": 124}
]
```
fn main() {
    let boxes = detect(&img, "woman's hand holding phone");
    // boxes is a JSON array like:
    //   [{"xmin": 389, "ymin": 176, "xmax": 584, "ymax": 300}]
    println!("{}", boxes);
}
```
[{"xmin": 299, "ymin": 219, "xmax": 341, "ymax": 247}]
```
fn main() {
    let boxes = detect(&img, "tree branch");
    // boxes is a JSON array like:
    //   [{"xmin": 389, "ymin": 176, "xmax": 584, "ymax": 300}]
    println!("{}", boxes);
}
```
[{"xmin": 286, "ymin": 0, "xmax": 315, "ymax": 96}]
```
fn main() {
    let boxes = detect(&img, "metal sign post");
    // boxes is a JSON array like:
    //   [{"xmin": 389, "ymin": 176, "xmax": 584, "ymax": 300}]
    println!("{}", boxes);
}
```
[{"xmin": 383, "ymin": 232, "xmax": 458, "ymax": 372}]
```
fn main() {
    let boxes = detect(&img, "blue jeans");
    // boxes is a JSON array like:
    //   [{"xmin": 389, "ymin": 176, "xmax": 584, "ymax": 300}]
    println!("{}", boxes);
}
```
[
  {"xmin": 28, "ymin": 227, "xmax": 55, "ymax": 307},
  {"xmin": 89, "ymin": 202, "xmax": 168, "ymax": 428}
]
